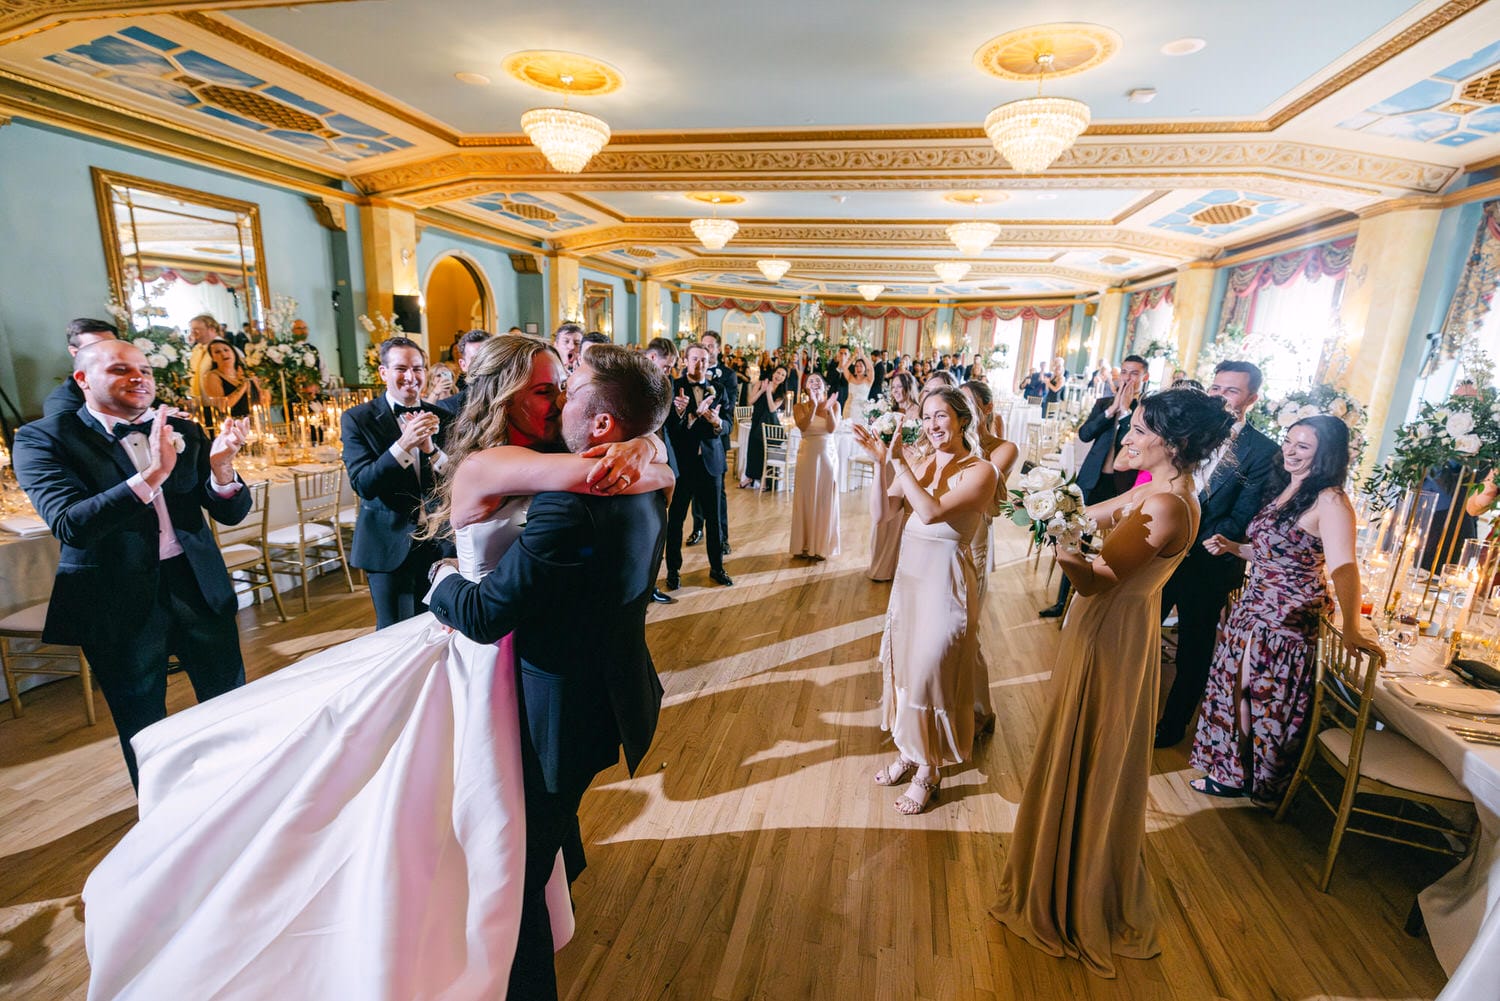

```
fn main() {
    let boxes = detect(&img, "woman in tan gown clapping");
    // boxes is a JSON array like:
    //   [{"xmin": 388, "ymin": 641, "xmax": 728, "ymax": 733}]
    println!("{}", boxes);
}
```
[{"xmin": 990, "ymin": 389, "xmax": 1233, "ymax": 977}]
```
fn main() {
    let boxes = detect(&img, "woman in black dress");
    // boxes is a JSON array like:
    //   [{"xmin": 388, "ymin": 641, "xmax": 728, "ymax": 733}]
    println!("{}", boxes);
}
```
[{"xmin": 740, "ymin": 363, "xmax": 789, "ymax": 489}]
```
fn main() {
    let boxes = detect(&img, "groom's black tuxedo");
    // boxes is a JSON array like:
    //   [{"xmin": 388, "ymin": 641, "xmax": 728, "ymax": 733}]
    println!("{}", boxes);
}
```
[
  {"xmin": 1157, "ymin": 421, "xmax": 1280, "ymax": 742},
  {"xmin": 340, "ymin": 396, "xmax": 451, "ymax": 628},
  {"xmin": 666, "ymin": 375, "xmax": 730, "ymax": 578},
  {"xmin": 13, "ymin": 407, "xmax": 252, "ymax": 786},
  {"xmin": 429, "ymin": 488, "xmax": 666, "ymax": 1001}
]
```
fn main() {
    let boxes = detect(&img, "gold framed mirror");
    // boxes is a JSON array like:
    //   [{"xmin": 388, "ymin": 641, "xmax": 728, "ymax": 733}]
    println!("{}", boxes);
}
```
[
  {"xmin": 91, "ymin": 167, "xmax": 270, "ymax": 335},
  {"xmin": 582, "ymin": 279, "xmax": 613, "ymax": 339}
]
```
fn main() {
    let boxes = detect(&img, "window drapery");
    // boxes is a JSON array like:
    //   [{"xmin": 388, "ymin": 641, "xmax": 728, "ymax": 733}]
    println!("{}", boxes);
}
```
[
  {"xmin": 126, "ymin": 264, "xmax": 248, "ymax": 291},
  {"xmin": 1125, "ymin": 283, "xmax": 1175, "ymax": 352},
  {"xmin": 690, "ymin": 296, "xmax": 800, "ymax": 316},
  {"xmin": 1435, "ymin": 200, "xmax": 1500, "ymax": 374},
  {"xmin": 1216, "ymin": 237, "xmax": 1356, "ymax": 334}
]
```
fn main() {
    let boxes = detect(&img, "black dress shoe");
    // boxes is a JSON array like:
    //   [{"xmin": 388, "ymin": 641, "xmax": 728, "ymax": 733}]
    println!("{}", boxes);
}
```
[
  {"xmin": 722, "ymin": 542, "xmax": 732, "ymax": 556},
  {"xmin": 708, "ymin": 569, "xmax": 734, "ymax": 587},
  {"xmin": 650, "ymin": 588, "xmax": 676, "ymax": 604},
  {"xmin": 1153, "ymin": 725, "xmax": 1184, "ymax": 749},
  {"xmin": 686, "ymin": 529, "xmax": 704, "ymax": 545},
  {"xmin": 1038, "ymin": 602, "xmax": 1065, "ymax": 618},
  {"xmin": 664, "ymin": 574, "xmax": 681, "ymax": 591}
]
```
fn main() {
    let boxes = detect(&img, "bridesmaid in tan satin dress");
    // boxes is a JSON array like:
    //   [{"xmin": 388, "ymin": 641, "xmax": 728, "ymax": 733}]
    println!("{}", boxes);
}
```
[
  {"xmin": 853, "ymin": 387, "xmax": 998, "ymax": 815},
  {"xmin": 960, "ymin": 379, "xmax": 1018, "ymax": 736},
  {"xmin": 868, "ymin": 371, "xmax": 919, "ymax": 582},
  {"xmin": 790, "ymin": 373, "xmax": 842, "ymax": 560},
  {"xmin": 990, "ymin": 388, "xmax": 1234, "ymax": 977}
]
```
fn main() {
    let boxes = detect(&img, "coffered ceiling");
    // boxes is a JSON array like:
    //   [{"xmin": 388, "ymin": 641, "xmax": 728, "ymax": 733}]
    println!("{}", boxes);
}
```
[{"xmin": 3, "ymin": 0, "xmax": 1498, "ymax": 299}]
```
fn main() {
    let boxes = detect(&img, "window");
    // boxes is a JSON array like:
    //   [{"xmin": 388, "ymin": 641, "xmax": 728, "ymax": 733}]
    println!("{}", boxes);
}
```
[{"xmin": 1246, "ymin": 275, "xmax": 1344, "ymax": 399}]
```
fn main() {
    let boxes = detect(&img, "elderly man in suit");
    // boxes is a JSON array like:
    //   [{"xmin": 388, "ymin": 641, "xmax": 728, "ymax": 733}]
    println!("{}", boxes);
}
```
[
  {"xmin": 1038, "ymin": 353, "xmax": 1150, "ymax": 617},
  {"xmin": 42, "ymin": 318, "xmax": 118, "ymax": 417},
  {"xmin": 341, "ymin": 336, "xmax": 452, "ymax": 629},
  {"xmin": 15, "ymin": 339, "xmax": 252, "ymax": 789},
  {"xmin": 1154, "ymin": 361, "xmax": 1280, "ymax": 747}
]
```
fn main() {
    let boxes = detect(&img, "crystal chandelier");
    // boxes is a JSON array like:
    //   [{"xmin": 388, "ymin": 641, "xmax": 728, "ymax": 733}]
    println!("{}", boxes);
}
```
[
  {"xmin": 856, "ymin": 284, "xmax": 884, "ymax": 301},
  {"xmin": 519, "ymin": 75, "xmax": 610, "ymax": 173},
  {"xmin": 982, "ymin": 53, "xmax": 1090, "ymax": 174},
  {"xmin": 689, "ymin": 195, "xmax": 739, "ymax": 250},
  {"xmin": 934, "ymin": 261, "xmax": 971, "ymax": 284},
  {"xmin": 757, "ymin": 259, "xmax": 791, "ymax": 282},
  {"xmin": 946, "ymin": 221, "xmax": 1001, "ymax": 257}
]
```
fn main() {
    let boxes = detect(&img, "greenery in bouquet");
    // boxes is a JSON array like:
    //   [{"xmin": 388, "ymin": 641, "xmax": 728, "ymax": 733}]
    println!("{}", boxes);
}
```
[
  {"xmin": 1137, "ymin": 337, "xmax": 1180, "ymax": 369},
  {"xmin": 1365, "ymin": 385, "xmax": 1500, "ymax": 499},
  {"xmin": 1003, "ymin": 466, "xmax": 1097, "ymax": 553},
  {"xmin": 358, "ymin": 311, "xmax": 405, "ymax": 383},
  {"xmin": 863, "ymin": 396, "xmax": 923, "ymax": 445},
  {"xmin": 241, "ymin": 295, "xmax": 322, "ymax": 404},
  {"xmin": 105, "ymin": 290, "xmax": 193, "ymax": 406},
  {"xmin": 988, "ymin": 342, "xmax": 1011, "ymax": 373},
  {"xmin": 1249, "ymin": 383, "xmax": 1368, "ymax": 462}
]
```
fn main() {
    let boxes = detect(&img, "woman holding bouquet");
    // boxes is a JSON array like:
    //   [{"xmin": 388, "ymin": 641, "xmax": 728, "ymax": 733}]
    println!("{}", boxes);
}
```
[
  {"xmin": 740, "ymin": 364, "xmax": 788, "ymax": 489},
  {"xmin": 868, "ymin": 371, "xmax": 919, "ymax": 581},
  {"xmin": 789, "ymin": 373, "xmax": 842, "ymax": 560},
  {"xmin": 990, "ymin": 389, "xmax": 1233, "ymax": 977},
  {"xmin": 853, "ymin": 387, "xmax": 997, "ymax": 815}
]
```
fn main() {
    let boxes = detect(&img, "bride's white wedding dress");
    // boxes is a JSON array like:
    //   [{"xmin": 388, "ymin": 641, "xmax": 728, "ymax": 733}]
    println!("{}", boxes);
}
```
[{"xmin": 83, "ymin": 498, "xmax": 571, "ymax": 1001}]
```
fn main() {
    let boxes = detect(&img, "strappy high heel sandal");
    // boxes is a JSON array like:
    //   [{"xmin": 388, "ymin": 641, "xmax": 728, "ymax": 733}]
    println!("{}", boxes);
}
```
[
  {"xmin": 895, "ymin": 775, "xmax": 941, "ymax": 815},
  {"xmin": 873, "ymin": 757, "xmax": 914, "ymax": 786}
]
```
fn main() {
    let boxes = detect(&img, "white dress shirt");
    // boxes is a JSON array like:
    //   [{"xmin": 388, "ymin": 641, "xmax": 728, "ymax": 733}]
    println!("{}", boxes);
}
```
[
  {"xmin": 384, "ymin": 394, "xmax": 449, "ymax": 477},
  {"xmin": 1197, "ymin": 419, "xmax": 1245, "ymax": 493},
  {"xmin": 86, "ymin": 407, "xmax": 239, "ymax": 561}
]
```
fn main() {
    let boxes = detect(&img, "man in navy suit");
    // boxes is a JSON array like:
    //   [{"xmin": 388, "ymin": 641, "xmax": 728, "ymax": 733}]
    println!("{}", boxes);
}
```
[
  {"xmin": 428, "ymin": 344, "xmax": 670, "ymax": 1001},
  {"xmin": 1155, "ymin": 361, "xmax": 1280, "ymax": 747},
  {"xmin": 340, "ymin": 336, "xmax": 452, "ymax": 629},
  {"xmin": 41, "ymin": 318, "xmax": 119, "ymax": 418},
  {"xmin": 665, "ymin": 341, "xmax": 734, "ymax": 588},
  {"xmin": 14, "ymin": 340, "xmax": 252, "ymax": 789}
]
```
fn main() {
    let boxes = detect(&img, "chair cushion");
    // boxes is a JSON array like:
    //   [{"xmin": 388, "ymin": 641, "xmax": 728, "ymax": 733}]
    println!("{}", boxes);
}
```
[
  {"xmin": 265, "ymin": 522, "xmax": 335, "ymax": 547},
  {"xmin": 219, "ymin": 543, "xmax": 264, "ymax": 569},
  {"xmin": 337, "ymin": 505, "xmax": 358, "ymax": 526},
  {"xmin": 1318, "ymin": 728, "xmax": 1473, "ymax": 803},
  {"xmin": 0, "ymin": 602, "xmax": 48, "ymax": 636}
]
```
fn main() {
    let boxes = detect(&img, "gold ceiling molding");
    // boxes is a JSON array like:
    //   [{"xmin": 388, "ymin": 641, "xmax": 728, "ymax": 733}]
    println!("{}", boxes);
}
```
[
  {"xmin": 0, "ymin": 1, "xmax": 351, "ymax": 44},
  {"xmin": 973, "ymin": 22, "xmax": 1121, "ymax": 81},
  {"xmin": 500, "ymin": 49, "xmax": 622, "ymax": 96},
  {"xmin": 645, "ymin": 257, "xmax": 1110, "ymax": 287}
]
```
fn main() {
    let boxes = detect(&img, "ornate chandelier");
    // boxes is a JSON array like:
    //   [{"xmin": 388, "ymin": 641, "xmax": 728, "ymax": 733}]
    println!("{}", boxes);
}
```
[
  {"xmin": 519, "ymin": 75, "xmax": 610, "ymax": 173},
  {"xmin": 934, "ymin": 261, "xmax": 971, "ymax": 284},
  {"xmin": 757, "ymin": 259, "xmax": 791, "ymax": 282},
  {"xmin": 982, "ymin": 53, "xmax": 1090, "ymax": 174},
  {"xmin": 690, "ymin": 217, "xmax": 739, "ymax": 250},
  {"xmin": 946, "ymin": 221, "xmax": 1001, "ymax": 257},
  {"xmin": 856, "ymin": 284, "xmax": 884, "ymax": 301}
]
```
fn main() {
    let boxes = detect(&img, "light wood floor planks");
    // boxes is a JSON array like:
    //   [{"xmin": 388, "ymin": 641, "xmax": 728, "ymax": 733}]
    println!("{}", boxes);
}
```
[{"xmin": 0, "ymin": 484, "xmax": 1455, "ymax": 1000}]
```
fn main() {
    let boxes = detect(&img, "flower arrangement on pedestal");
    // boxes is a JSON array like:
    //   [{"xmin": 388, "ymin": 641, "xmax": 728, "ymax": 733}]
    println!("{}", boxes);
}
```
[
  {"xmin": 1138, "ymin": 337, "xmax": 1180, "ymax": 370},
  {"xmin": 988, "ymin": 341, "xmax": 1011, "ymax": 374},
  {"xmin": 1366, "ymin": 384, "xmax": 1500, "ymax": 496},
  {"xmin": 358, "ymin": 311, "xmax": 406, "ymax": 384},
  {"xmin": 243, "ymin": 295, "xmax": 321, "ymax": 408},
  {"xmin": 105, "ymin": 290, "xmax": 193, "ymax": 407},
  {"xmin": 1250, "ymin": 383, "xmax": 1369, "ymax": 461},
  {"xmin": 1193, "ymin": 326, "xmax": 1287, "ymax": 385}
]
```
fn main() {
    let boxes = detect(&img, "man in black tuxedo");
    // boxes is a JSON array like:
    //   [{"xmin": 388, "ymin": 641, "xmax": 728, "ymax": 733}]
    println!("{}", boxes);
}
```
[
  {"xmin": 644, "ymin": 337, "xmax": 679, "ymax": 605},
  {"xmin": 1039, "ymin": 354, "xmax": 1150, "ymax": 617},
  {"xmin": 870, "ymin": 348, "xmax": 888, "ymax": 398},
  {"xmin": 1154, "ymin": 361, "xmax": 1280, "ymax": 747},
  {"xmin": 823, "ymin": 344, "xmax": 851, "ymax": 409},
  {"xmin": 341, "ymin": 336, "xmax": 452, "ymax": 629},
  {"xmin": 432, "ymin": 328, "xmax": 490, "ymax": 418},
  {"xmin": 427, "ymin": 344, "xmax": 670, "ymax": 1001},
  {"xmin": 42, "ymin": 318, "xmax": 118, "ymax": 417},
  {"xmin": 688, "ymin": 330, "xmax": 737, "ymax": 554},
  {"xmin": 666, "ymin": 342, "xmax": 734, "ymax": 588},
  {"xmin": 15, "ymin": 340, "xmax": 252, "ymax": 789}
]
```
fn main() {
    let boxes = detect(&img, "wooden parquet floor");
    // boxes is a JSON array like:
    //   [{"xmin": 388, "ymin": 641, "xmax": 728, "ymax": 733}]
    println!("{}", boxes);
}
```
[{"xmin": 0, "ymin": 483, "xmax": 1454, "ymax": 1000}]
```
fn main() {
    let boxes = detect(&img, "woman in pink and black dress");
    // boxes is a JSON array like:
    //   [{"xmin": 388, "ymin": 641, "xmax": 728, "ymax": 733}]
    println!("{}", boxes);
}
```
[{"xmin": 1189, "ymin": 415, "xmax": 1381, "ymax": 806}]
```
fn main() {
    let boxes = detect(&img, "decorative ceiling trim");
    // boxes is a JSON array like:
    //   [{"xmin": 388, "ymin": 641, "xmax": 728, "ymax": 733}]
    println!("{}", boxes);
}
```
[
  {"xmin": 643, "ymin": 256, "xmax": 1112, "ymax": 287},
  {"xmin": 0, "ymin": 1, "xmax": 352, "ymax": 45}
]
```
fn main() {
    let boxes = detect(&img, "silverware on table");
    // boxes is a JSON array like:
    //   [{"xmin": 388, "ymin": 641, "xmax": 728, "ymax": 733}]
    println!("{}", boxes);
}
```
[
  {"xmin": 1445, "ymin": 725, "xmax": 1500, "ymax": 745},
  {"xmin": 1413, "ymin": 702, "xmax": 1500, "ymax": 722}
]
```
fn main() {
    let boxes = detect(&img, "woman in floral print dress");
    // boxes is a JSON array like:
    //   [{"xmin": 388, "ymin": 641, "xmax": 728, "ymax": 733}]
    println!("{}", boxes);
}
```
[{"xmin": 1189, "ymin": 415, "xmax": 1381, "ymax": 808}]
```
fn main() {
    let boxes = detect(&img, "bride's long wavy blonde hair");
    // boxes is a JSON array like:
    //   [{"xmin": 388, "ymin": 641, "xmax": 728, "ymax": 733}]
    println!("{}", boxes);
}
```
[{"xmin": 418, "ymin": 334, "xmax": 561, "ymax": 541}]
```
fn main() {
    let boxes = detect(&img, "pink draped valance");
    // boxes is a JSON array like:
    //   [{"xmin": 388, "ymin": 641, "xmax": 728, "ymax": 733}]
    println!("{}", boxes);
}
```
[
  {"xmin": 1224, "ymin": 237, "xmax": 1356, "ymax": 299},
  {"xmin": 1127, "ymin": 283, "xmax": 1175, "ymax": 320},
  {"xmin": 953, "ymin": 304, "xmax": 1070, "ymax": 321},
  {"xmin": 692, "ymin": 296, "xmax": 799, "ymax": 316},
  {"xmin": 127, "ymin": 264, "xmax": 247, "ymax": 291},
  {"xmin": 819, "ymin": 303, "xmax": 936, "ymax": 320}
]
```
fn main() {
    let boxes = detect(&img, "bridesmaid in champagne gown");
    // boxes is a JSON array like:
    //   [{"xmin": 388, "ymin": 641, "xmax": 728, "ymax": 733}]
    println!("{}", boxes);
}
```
[
  {"xmin": 960, "ymin": 379, "xmax": 1018, "ymax": 735},
  {"xmin": 868, "ymin": 371, "xmax": 918, "ymax": 582},
  {"xmin": 790, "ymin": 373, "xmax": 842, "ymax": 560},
  {"xmin": 990, "ymin": 388, "xmax": 1234, "ymax": 977}
]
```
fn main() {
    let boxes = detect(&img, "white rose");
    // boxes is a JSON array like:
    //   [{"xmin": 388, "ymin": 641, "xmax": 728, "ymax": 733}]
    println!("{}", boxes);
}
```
[
  {"xmin": 1446, "ymin": 412, "xmax": 1475, "ymax": 437},
  {"xmin": 1067, "ymin": 483, "xmax": 1083, "ymax": 498},
  {"xmin": 1080, "ymin": 515, "xmax": 1099, "ymax": 536},
  {"xmin": 1028, "ymin": 467, "xmax": 1065, "ymax": 493},
  {"xmin": 147, "ymin": 352, "xmax": 167, "ymax": 367},
  {"xmin": 1277, "ymin": 407, "xmax": 1301, "ymax": 428},
  {"xmin": 1329, "ymin": 399, "xmax": 1348, "ymax": 418},
  {"xmin": 159, "ymin": 343, "xmax": 179, "ymax": 362},
  {"xmin": 1045, "ymin": 515, "xmax": 1068, "ymax": 538},
  {"xmin": 1024, "ymin": 491, "xmax": 1058, "ymax": 521},
  {"xmin": 1455, "ymin": 433, "xmax": 1482, "ymax": 455},
  {"xmin": 132, "ymin": 337, "xmax": 154, "ymax": 351},
  {"xmin": 1298, "ymin": 404, "xmax": 1320, "ymax": 419},
  {"xmin": 169, "ymin": 429, "xmax": 186, "ymax": 454},
  {"xmin": 1435, "ymin": 408, "xmax": 1451, "ymax": 422},
  {"xmin": 1416, "ymin": 423, "xmax": 1432, "ymax": 439}
]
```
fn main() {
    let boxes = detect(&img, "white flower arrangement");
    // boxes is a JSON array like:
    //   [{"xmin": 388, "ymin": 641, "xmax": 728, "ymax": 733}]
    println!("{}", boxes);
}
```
[
  {"xmin": 168, "ymin": 429, "xmax": 186, "ymax": 454},
  {"xmin": 863, "ymin": 396, "xmax": 922, "ymax": 445},
  {"xmin": 1005, "ymin": 467, "xmax": 1097, "ymax": 554}
]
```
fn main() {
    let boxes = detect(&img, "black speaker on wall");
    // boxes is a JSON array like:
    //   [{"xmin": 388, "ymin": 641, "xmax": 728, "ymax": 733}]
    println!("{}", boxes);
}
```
[{"xmin": 392, "ymin": 294, "xmax": 422, "ymax": 337}]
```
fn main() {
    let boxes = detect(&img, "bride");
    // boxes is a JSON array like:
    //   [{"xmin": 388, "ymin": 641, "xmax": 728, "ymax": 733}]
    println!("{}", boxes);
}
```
[{"xmin": 81, "ymin": 335, "xmax": 672, "ymax": 1001}]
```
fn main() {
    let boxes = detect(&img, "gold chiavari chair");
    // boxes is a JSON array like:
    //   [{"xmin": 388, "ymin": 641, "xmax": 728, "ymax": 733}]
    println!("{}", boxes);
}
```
[
  {"xmin": 266, "ymin": 467, "xmax": 355, "ymax": 613},
  {"xmin": 211, "ymin": 479, "xmax": 287, "ymax": 622},
  {"xmin": 1275, "ymin": 614, "xmax": 1476, "ymax": 891},
  {"xmin": 0, "ymin": 604, "xmax": 95, "ymax": 725}
]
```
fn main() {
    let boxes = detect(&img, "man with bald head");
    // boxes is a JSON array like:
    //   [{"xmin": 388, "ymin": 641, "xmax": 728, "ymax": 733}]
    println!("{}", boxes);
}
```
[{"xmin": 14, "ymin": 340, "xmax": 254, "ymax": 790}]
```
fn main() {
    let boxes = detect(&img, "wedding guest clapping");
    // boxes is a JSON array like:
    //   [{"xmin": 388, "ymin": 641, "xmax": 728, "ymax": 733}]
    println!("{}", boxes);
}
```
[
  {"xmin": 790, "ymin": 373, "xmax": 841, "ymax": 560},
  {"xmin": 868, "ymin": 371, "xmax": 919, "ymax": 582},
  {"xmin": 990, "ymin": 389, "xmax": 1232, "ymax": 976},
  {"xmin": 201, "ymin": 339, "xmax": 266, "ymax": 417},
  {"xmin": 853, "ymin": 388, "xmax": 997, "ymax": 814},
  {"xmin": 740, "ymin": 363, "xmax": 788, "ymax": 489},
  {"xmin": 1189, "ymin": 415, "xmax": 1380, "ymax": 804}
]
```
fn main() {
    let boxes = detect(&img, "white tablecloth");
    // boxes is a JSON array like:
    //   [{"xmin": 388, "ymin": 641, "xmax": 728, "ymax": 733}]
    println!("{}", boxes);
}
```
[
  {"xmin": 1373, "ymin": 641, "xmax": 1500, "ymax": 1001},
  {"xmin": 740, "ymin": 420, "xmax": 859, "ymax": 492}
]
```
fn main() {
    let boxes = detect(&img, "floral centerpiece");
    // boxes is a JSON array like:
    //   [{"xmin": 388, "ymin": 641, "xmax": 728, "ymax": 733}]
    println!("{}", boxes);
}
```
[
  {"xmin": 1138, "ymin": 337, "xmax": 1180, "ymax": 370},
  {"xmin": 1366, "ymin": 385, "xmax": 1500, "ymax": 498},
  {"xmin": 1193, "ymin": 326, "xmax": 1286, "ymax": 385},
  {"xmin": 1250, "ymin": 383, "xmax": 1369, "ymax": 461},
  {"xmin": 1003, "ymin": 466, "xmax": 1097, "ymax": 554},
  {"xmin": 240, "ymin": 295, "xmax": 322, "ymax": 409},
  {"xmin": 358, "ymin": 311, "xmax": 405, "ymax": 384},
  {"xmin": 105, "ymin": 290, "xmax": 193, "ymax": 407},
  {"xmin": 863, "ymin": 396, "xmax": 922, "ymax": 445}
]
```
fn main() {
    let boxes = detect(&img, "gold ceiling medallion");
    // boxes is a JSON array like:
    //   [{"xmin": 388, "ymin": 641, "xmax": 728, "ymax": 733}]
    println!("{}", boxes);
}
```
[
  {"xmin": 685, "ymin": 192, "xmax": 746, "ymax": 206},
  {"xmin": 499, "ymin": 200, "xmax": 559, "ymax": 222},
  {"xmin": 1098, "ymin": 254, "xmax": 1131, "ymax": 265},
  {"xmin": 502, "ymin": 50, "xmax": 623, "ymax": 96},
  {"xmin": 973, "ymin": 22, "xmax": 1120, "ymax": 81},
  {"xmin": 1191, "ymin": 203, "xmax": 1252, "ymax": 226},
  {"xmin": 624, "ymin": 247, "xmax": 658, "ymax": 258},
  {"xmin": 943, "ymin": 191, "xmax": 1008, "ymax": 206}
]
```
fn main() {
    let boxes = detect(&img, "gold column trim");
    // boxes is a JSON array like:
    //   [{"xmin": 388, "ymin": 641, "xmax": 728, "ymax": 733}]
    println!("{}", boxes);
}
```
[{"xmin": 0, "ymin": 2, "xmax": 352, "ymax": 45}]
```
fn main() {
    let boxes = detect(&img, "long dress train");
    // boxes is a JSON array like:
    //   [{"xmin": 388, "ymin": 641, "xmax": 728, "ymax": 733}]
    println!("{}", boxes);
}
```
[
  {"xmin": 83, "ymin": 500, "xmax": 569, "ymax": 1001},
  {"xmin": 991, "ymin": 495, "xmax": 1197, "ymax": 978}
]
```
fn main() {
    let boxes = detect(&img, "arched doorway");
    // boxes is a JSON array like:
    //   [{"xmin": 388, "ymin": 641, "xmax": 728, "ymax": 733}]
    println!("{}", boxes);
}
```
[{"xmin": 423, "ymin": 253, "xmax": 492, "ymax": 362}]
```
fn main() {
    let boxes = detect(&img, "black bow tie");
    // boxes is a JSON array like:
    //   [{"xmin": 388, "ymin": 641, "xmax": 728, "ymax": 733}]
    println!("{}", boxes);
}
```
[
  {"xmin": 392, "ymin": 404, "xmax": 424, "ymax": 417},
  {"xmin": 113, "ymin": 419, "xmax": 151, "ymax": 440}
]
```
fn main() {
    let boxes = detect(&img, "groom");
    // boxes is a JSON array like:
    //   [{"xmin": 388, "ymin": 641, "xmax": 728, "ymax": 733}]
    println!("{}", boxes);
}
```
[{"xmin": 427, "ymin": 344, "xmax": 670, "ymax": 1001}]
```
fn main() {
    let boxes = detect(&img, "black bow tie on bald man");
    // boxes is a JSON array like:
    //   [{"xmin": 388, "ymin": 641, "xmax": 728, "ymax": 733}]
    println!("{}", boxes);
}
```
[
  {"xmin": 113, "ymin": 419, "xmax": 152, "ymax": 440},
  {"xmin": 393, "ymin": 404, "xmax": 425, "ymax": 417}
]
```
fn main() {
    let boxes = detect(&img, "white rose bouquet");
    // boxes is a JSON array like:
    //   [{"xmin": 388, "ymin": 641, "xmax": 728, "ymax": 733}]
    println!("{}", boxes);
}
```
[
  {"xmin": 1003, "ymin": 466, "xmax": 1097, "ymax": 553},
  {"xmin": 863, "ymin": 396, "xmax": 922, "ymax": 445}
]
